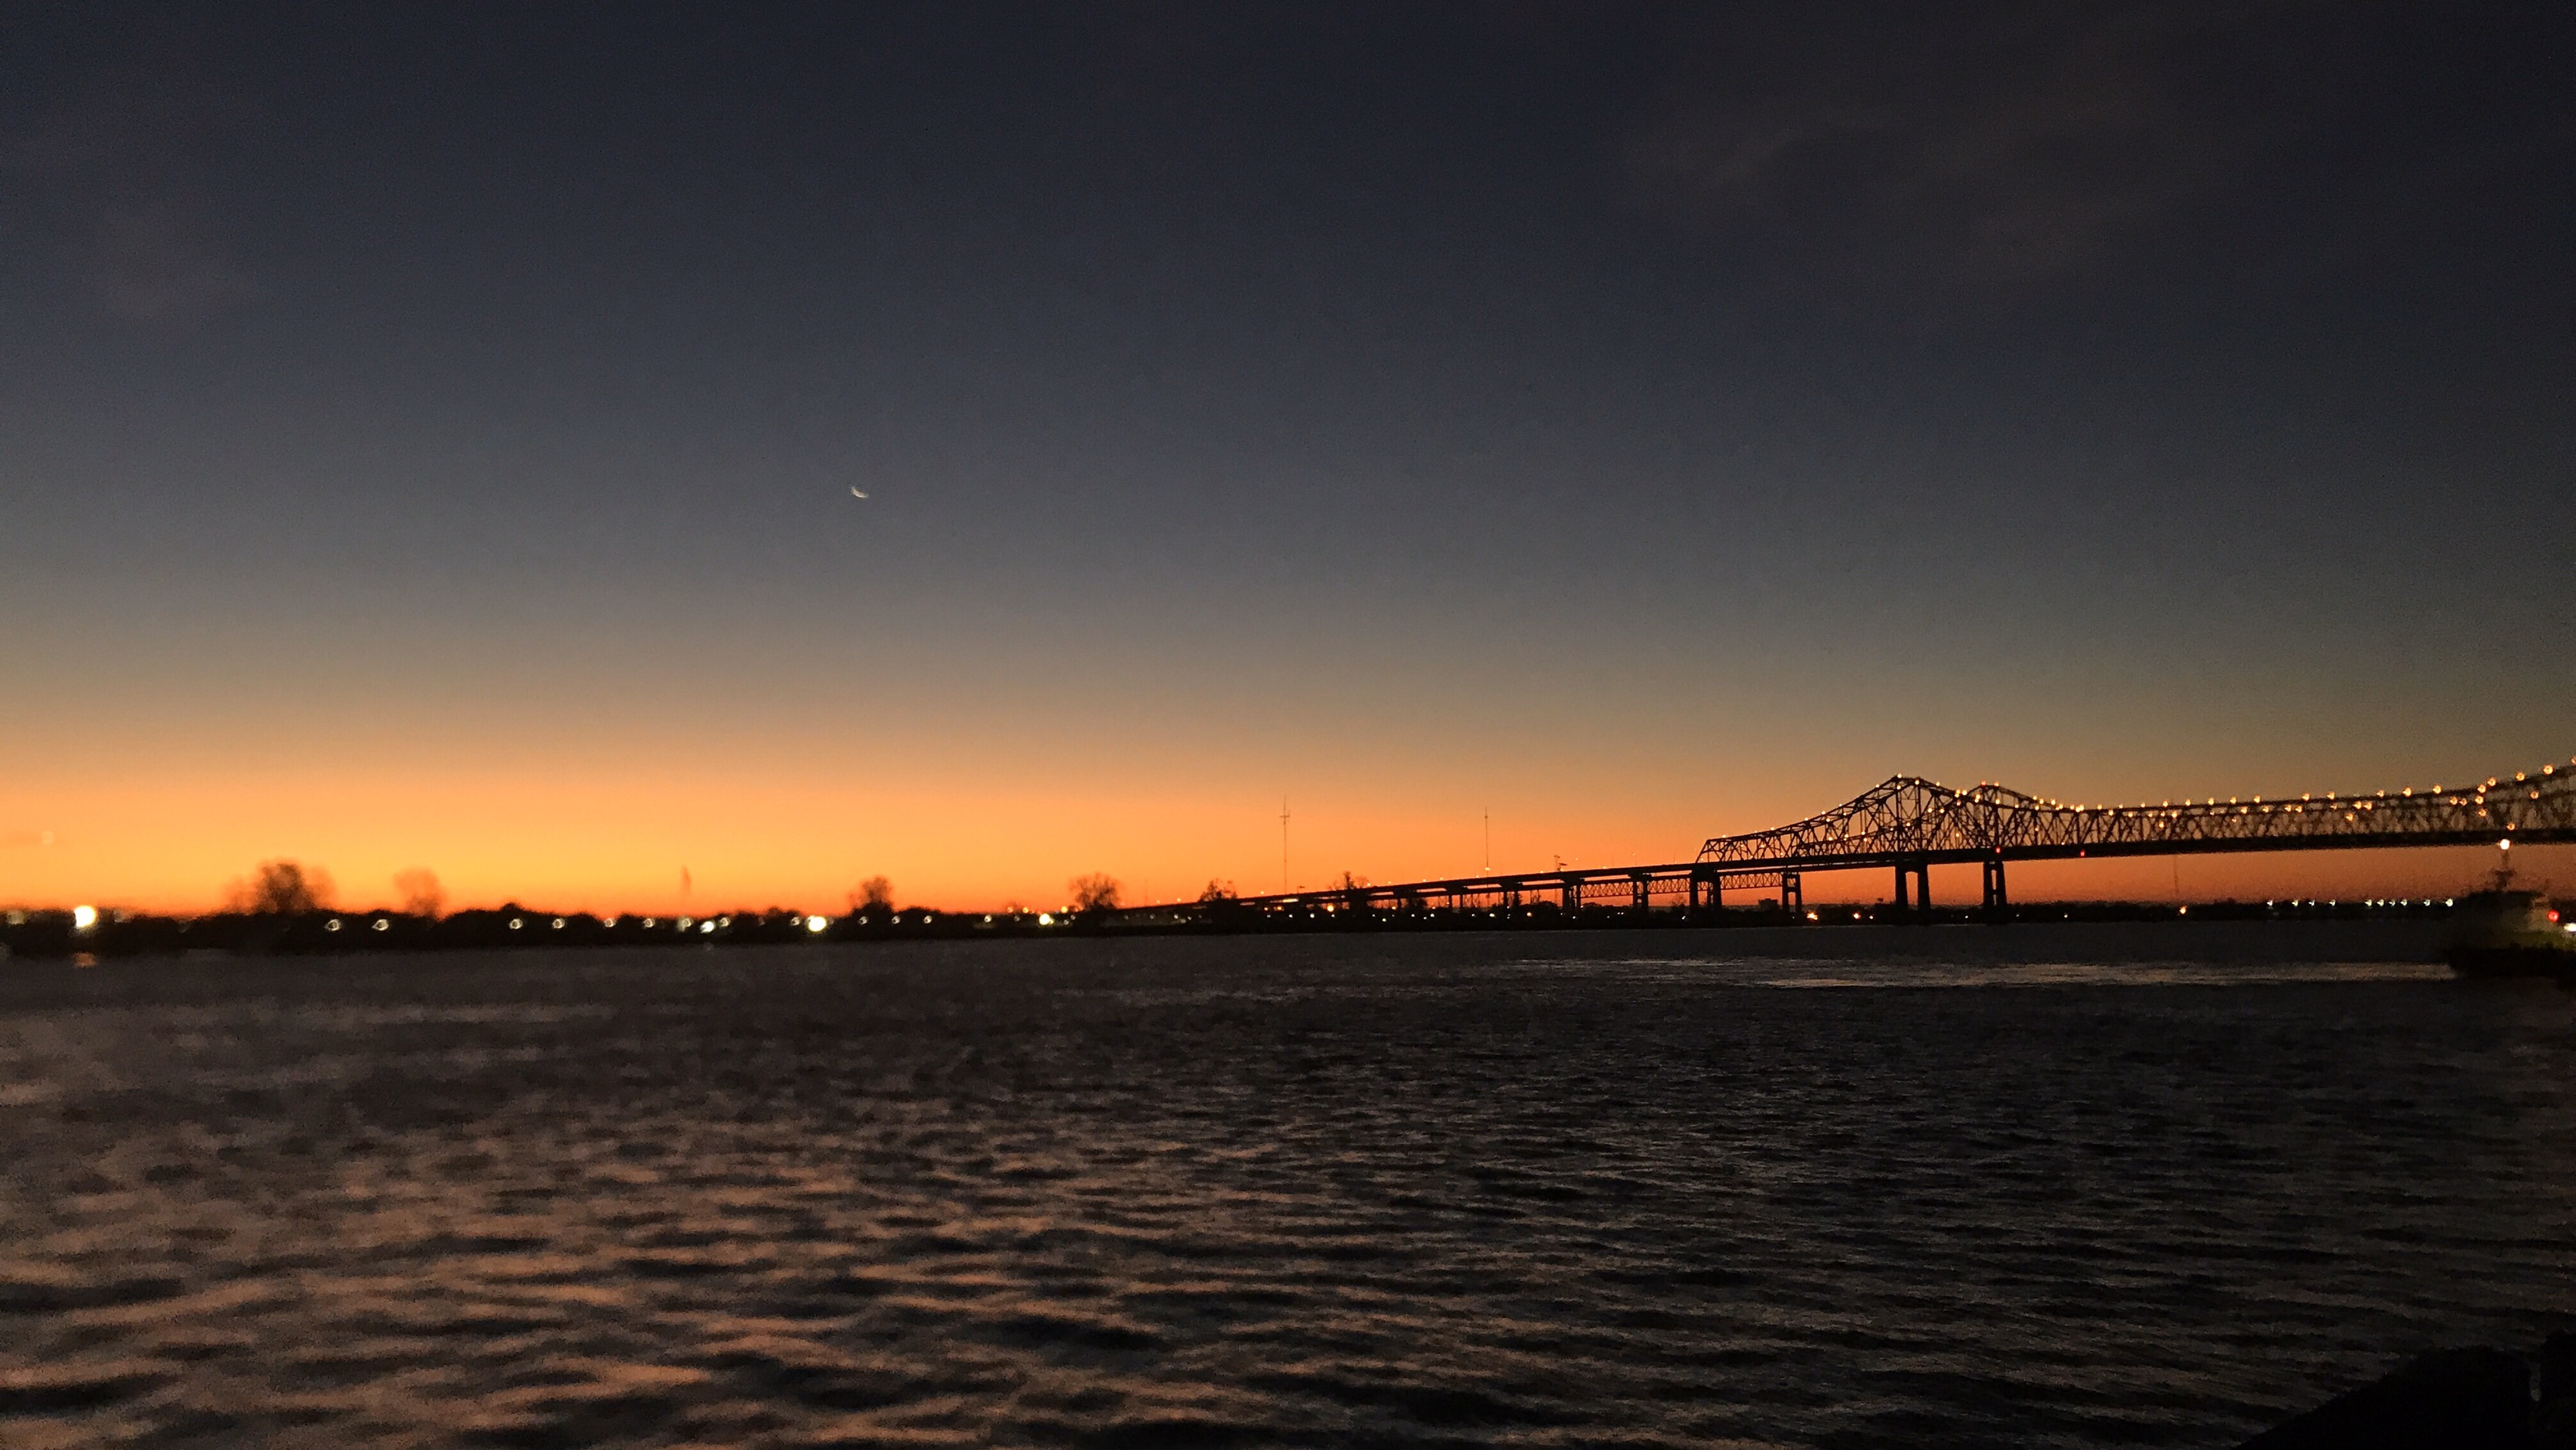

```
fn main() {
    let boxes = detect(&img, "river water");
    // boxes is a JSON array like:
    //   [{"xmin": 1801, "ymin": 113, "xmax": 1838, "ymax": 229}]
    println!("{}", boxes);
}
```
[{"xmin": 2, "ymin": 923, "xmax": 2570, "ymax": 1448}]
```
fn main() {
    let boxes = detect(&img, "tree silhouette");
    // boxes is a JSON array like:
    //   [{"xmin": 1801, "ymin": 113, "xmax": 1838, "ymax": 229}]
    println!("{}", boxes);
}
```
[
  {"xmin": 1068, "ymin": 873, "xmax": 1121, "ymax": 913},
  {"xmin": 849, "ymin": 876, "xmax": 895, "ymax": 915},
  {"xmin": 393, "ymin": 867, "xmax": 445, "ymax": 918},
  {"xmin": 1196, "ymin": 879, "xmax": 1238, "ymax": 904},
  {"xmin": 232, "ymin": 859, "xmax": 332, "ymax": 915}
]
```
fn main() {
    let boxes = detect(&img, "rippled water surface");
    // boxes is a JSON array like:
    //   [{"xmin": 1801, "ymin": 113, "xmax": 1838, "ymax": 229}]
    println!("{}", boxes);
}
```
[{"xmin": 4, "ymin": 924, "xmax": 2571, "ymax": 1448}]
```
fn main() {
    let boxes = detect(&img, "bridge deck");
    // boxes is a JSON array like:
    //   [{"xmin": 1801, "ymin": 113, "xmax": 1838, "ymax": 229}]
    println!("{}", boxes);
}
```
[{"xmin": 1142, "ymin": 757, "xmax": 2576, "ymax": 918}]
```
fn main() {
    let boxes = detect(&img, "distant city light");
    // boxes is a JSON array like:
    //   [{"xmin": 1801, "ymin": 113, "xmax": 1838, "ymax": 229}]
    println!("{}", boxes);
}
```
[
  {"xmin": 372, "ymin": 918, "xmax": 390, "ymax": 931},
  {"xmin": 699, "ymin": 920, "xmax": 716, "ymax": 933},
  {"xmin": 325, "ymin": 918, "xmax": 342, "ymax": 932},
  {"xmin": 1037, "ymin": 912, "xmax": 1053, "ymax": 926},
  {"xmin": 805, "ymin": 915, "xmax": 827, "ymax": 933},
  {"xmin": 642, "ymin": 917, "xmax": 656, "ymax": 927},
  {"xmin": 508, "ymin": 918, "xmax": 522, "ymax": 930},
  {"xmin": 71, "ymin": 905, "xmax": 97, "ymax": 931},
  {"xmin": 552, "ymin": 918, "xmax": 565, "ymax": 929}
]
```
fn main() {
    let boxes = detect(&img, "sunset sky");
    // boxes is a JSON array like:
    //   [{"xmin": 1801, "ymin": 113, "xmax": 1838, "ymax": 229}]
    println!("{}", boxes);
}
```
[{"xmin": 6, "ymin": 4, "xmax": 2571, "ymax": 914}]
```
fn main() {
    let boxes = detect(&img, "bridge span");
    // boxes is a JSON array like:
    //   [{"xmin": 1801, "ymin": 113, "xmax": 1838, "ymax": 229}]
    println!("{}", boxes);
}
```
[{"xmin": 1141, "ymin": 755, "xmax": 2576, "ymax": 923}]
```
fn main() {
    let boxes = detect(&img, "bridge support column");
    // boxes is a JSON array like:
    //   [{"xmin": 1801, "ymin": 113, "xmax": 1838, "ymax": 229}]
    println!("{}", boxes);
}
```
[
  {"xmin": 1893, "ymin": 860, "xmax": 1931, "ymax": 921},
  {"xmin": 1782, "ymin": 871, "xmax": 1801, "ymax": 917},
  {"xmin": 1632, "ymin": 876, "xmax": 1649, "ymax": 912},
  {"xmin": 1981, "ymin": 858, "xmax": 2008, "ymax": 921}
]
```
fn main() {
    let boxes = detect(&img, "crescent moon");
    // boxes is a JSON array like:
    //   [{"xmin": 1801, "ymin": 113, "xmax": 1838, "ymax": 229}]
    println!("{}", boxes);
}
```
[{"xmin": 849, "ymin": 488, "xmax": 869, "ymax": 499}]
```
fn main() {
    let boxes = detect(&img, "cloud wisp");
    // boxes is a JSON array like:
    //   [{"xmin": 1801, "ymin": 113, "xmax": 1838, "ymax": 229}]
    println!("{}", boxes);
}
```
[
  {"xmin": 1618, "ymin": 2, "xmax": 2350, "ymax": 287},
  {"xmin": 7, "ymin": 80, "xmax": 259, "ymax": 322}
]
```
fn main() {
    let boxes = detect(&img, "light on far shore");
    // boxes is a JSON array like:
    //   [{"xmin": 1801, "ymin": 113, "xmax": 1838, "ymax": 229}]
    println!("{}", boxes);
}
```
[{"xmin": 72, "ymin": 905, "xmax": 97, "ymax": 931}]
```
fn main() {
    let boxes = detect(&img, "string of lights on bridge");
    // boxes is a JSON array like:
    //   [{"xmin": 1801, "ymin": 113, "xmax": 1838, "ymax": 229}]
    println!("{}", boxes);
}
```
[{"xmin": 1994, "ymin": 758, "xmax": 2568, "ymax": 816}]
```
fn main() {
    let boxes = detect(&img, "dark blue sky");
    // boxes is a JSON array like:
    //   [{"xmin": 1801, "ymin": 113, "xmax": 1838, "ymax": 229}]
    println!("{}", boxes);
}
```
[{"xmin": 6, "ymin": 2, "xmax": 2573, "ymax": 905}]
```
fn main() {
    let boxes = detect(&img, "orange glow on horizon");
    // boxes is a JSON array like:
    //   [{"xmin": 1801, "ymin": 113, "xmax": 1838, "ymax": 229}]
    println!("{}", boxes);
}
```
[{"xmin": 8, "ymin": 757, "xmax": 2565, "ymax": 918}]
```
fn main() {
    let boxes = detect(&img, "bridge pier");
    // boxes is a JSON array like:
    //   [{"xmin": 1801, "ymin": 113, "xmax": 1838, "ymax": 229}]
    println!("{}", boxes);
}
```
[
  {"xmin": 1782, "ymin": 870, "xmax": 1801, "ymax": 917},
  {"xmin": 1981, "ymin": 857, "xmax": 2008, "ymax": 921},
  {"xmin": 1892, "ymin": 859, "xmax": 1932, "ymax": 921}
]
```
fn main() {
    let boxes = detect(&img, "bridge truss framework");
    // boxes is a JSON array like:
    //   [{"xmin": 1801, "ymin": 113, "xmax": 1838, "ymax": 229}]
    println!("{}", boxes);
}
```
[{"xmin": 1141, "ymin": 756, "xmax": 2576, "ymax": 923}]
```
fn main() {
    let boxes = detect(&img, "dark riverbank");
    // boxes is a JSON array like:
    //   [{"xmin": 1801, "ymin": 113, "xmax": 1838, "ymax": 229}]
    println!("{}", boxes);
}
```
[
  {"xmin": 2, "ymin": 896, "xmax": 2457, "ymax": 960},
  {"xmin": 2242, "ymin": 1334, "xmax": 2576, "ymax": 1448}
]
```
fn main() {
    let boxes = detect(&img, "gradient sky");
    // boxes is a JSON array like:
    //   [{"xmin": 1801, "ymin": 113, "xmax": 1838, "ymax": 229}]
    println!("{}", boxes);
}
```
[{"xmin": 5, "ymin": 2, "xmax": 2572, "ymax": 914}]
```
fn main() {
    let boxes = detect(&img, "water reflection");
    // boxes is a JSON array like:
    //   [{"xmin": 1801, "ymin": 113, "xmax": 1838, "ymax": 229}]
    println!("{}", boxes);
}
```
[{"xmin": 1, "ymin": 926, "xmax": 2569, "ymax": 1447}]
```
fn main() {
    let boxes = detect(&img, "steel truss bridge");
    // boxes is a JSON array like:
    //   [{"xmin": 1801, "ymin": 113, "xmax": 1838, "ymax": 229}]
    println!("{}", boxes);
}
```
[{"xmin": 1143, "ymin": 755, "xmax": 2576, "ymax": 923}]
